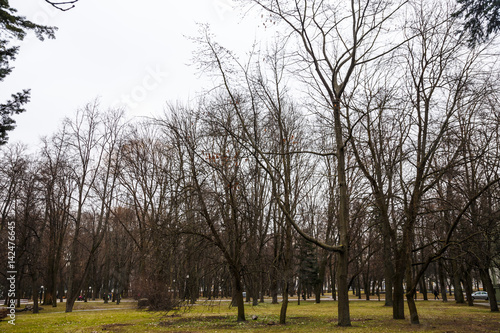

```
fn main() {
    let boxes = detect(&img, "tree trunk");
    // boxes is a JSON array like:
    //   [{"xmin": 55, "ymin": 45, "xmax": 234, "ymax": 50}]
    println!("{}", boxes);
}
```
[
  {"xmin": 464, "ymin": 269, "xmax": 474, "ymax": 306},
  {"xmin": 393, "ymin": 261, "xmax": 405, "ymax": 319},
  {"xmin": 438, "ymin": 259, "xmax": 448, "ymax": 302},
  {"xmin": 333, "ymin": 99, "xmax": 351, "ymax": 327},
  {"xmin": 46, "ymin": 261, "xmax": 57, "ymax": 307},
  {"xmin": 271, "ymin": 278, "xmax": 278, "ymax": 304},
  {"xmin": 365, "ymin": 275, "xmax": 370, "ymax": 301},
  {"xmin": 406, "ymin": 293, "xmax": 419, "ymax": 325},
  {"xmin": 260, "ymin": 272, "xmax": 265, "ymax": 303},
  {"xmin": 314, "ymin": 283, "xmax": 321, "ymax": 303},
  {"xmin": 356, "ymin": 276, "xmax": 362, "ymax": 299},
  {"xmin": 16, "ymin": 277, "xmax": 22, "ymax": 308},
  {"xmin": 65, "ymin": 294, "xmax": 77, "ymax": 312},
  {"xmin": 104, "ymin": 286, "xmax": 109, "ymax": 304},
  {"xmin": 405, "ymin": 259, "xmax": 420, "ymax": 325},
  {"xmin": 384, "ymin": 274, "xmax": 393, "ymax": 304},
  {"xmin": 280, "ymin": 281, "xmax": 289, "ymax": 325},
  {"xmin": 479, "ymin": 268, "xmax": 499, "ymax": 312},
  {"xmin": 452, "ymin": 260, "xmax": 465, "ymax": 303},
  {"xmin": 419, "ymin": 275, "xmax": 428, "ymax": 301},
  {"xmin": 337, "ymin": 250, "xmax": 351, "ymax": 326},
  {"xmin": 297, "ymin": 279, "xmax": 301, "ymax": 306},
  {"xmin": 330, "ymin": 261, "xmax": 337, "ymax": 300},
  {"xmin": 230, "ymin": 266, "xmax": 246, "ymax": 322},
  {"xmin": 279, "ymin": 214, "xmax": 293, "ymax": 325},
  {"xmin": 32, "ymin": 279, "xmax": 39, "ymax": 314}
]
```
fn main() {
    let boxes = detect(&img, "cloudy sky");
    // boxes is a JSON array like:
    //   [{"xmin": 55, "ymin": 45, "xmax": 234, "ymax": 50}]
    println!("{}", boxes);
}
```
[{"xmin": 4, "ymin": 0, "xmax": 267, "ymax": 147}]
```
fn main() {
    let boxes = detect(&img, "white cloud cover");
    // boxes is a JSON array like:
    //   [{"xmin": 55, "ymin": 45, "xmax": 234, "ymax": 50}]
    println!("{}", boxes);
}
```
[{"xmin": 4, "ymin": 0, "xmax": 266, "ymax": 147}]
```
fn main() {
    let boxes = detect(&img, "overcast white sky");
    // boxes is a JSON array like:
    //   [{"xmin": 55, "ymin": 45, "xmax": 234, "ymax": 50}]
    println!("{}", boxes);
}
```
[{"xmin": 3, "ymin": 0, "xmax": 268, "ymax": 147}]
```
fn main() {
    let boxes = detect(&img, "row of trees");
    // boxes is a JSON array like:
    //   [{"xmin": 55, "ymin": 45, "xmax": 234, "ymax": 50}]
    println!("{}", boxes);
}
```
[{"xmin": 1, "ymin": 0, "xmax": 500, "ymax": 327}]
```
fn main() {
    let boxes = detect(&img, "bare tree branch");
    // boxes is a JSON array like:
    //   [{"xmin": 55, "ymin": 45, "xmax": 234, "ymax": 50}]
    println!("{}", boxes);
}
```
[{"xmin": 45, "ymin": 1, "xmax": 79, "ymax": 11}]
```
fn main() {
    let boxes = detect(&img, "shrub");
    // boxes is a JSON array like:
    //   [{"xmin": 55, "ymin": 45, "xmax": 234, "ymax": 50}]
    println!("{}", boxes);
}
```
[{"xmin": 135, "ymin": 280, "xmax": 184, "ymax": 312}]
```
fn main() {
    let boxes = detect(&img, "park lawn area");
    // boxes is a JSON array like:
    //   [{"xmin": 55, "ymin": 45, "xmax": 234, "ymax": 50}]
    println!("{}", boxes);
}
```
[
  {"xmin": 9, "ymin": 300, "xmax": 136, "ymax": 314},
  {"xmin": 1, "ymin": 299, "xmax": 499, "ymax": 332}
]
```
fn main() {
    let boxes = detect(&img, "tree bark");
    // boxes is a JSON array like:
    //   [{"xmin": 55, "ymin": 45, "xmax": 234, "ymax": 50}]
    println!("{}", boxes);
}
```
[
  {"xmin": 333, "ymin": 99, "xmax": 351, "ymax": 327},
  {"xmin": 452, "ymin": 260, "xmax": 465, "ymax": 303},
  {"xmin": 464, "ymin": 269, "xmax": 474, "ymax": 306},
  {"xmin": 405, "ymin": 258, "xmax": 420, "ymax": 325},
  {"xmin": 479, "ymin": 268, "xmax": 499, "ymax": 312},
  {"xmin": 32, "ymin": 280, "xmax": 39, "ymax": 314},
  {"xmin": 280, "ymin": 280, "xmax": 289, "ymax": 325},
  {"xmin": 393, "ymin": 260, "xmax": 405, "ymax": 319},
  {"xmin": 230, "ymin": 266, "xmax": 246, "ymax": 322},
  {"xmin": 419, "ymin": 275, "xmax": 428, "ymax": 301},
  {"xmin": 331, "ymin": 262, "xmax": 337, "ymax": 301},
  {"xmin": 438, "ymin": 259, "xmax": 448, "ymax": 302}
]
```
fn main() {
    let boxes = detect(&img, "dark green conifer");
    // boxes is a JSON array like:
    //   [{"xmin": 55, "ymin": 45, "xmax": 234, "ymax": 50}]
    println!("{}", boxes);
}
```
[{"xmin": 453, "ymin": 0, "xmax": 500, "ymax": 46}]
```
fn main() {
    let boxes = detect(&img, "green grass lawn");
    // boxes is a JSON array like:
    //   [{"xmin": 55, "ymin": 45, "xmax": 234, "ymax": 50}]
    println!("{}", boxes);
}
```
[{"xmin": 1, "ymin": 298, "xmax": 499, "ymax": 332}]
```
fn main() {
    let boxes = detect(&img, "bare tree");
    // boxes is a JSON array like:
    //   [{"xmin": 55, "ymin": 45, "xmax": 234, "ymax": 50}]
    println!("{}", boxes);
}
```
[
  {"xmin": 240, "ymin": 0, "xmax": 408, "ymax": 325},
  {"xmin": 389, "ymin": 0, "xmax": 500, "ymax": 323},
  {"xmin": 165, "ymin": 101, "xmax": 251, "ymax": 321},
  {"xmin": 117, "ymin": 121, "xmax": 181, "ymax": 302},
  {"xmin": 64, "ymin": 102, "xmax": 124, "ymax": 312},
  {"xmin": 39, "ymin": 130, "xmax": 74, "ymax": 307},
  {"xmin": 0, "ymin": 144, "xmax": 27, "ymax": 231}
]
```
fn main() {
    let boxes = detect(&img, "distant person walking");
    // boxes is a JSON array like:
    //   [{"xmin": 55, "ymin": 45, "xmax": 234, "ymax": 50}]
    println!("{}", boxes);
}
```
[{"xmin": 433, "ymin": 289, "xmax": 439, "ymax": 300}]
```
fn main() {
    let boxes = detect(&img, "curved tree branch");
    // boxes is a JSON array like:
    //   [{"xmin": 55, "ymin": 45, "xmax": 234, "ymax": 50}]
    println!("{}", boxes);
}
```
[{"xmin": 45, "ymin": 1, "xmax": 79, "ymax": 11}]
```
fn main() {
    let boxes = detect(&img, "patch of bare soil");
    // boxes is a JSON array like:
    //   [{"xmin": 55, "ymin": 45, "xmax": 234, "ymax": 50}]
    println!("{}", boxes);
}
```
[
  {"xmin": 159, "ymin": 315, "xmax": 276, "ymax": 330},
  {"xmin": 160, "ymin": 315, "xmax": 228, "ymax": 326},
  {"xmin": 100, "ymin": 323, "xmax": 132, "ymax": 332},
  {"xmin": 426, "ymin": 318, "xmax": 500, "ymax": 333}
]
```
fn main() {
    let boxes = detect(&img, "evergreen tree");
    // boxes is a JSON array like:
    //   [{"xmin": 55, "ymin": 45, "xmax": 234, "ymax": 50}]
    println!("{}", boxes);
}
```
[
  {"xmin": 0, "ymin": 0, "xmax": 56, "ymax": 145},
  {"xmin": 297, "ymin": 237, "xmax": 320, "ymax": 297},
  {"xmin": 453, "ymin": 0, "xmax": 500, "ymax": 46}
]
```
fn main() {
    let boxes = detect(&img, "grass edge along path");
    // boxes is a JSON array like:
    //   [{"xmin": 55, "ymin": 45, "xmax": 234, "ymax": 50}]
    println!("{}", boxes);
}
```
[{"xmin": 1, "ymin": 299, "xmax": 499, "ymax": 332}]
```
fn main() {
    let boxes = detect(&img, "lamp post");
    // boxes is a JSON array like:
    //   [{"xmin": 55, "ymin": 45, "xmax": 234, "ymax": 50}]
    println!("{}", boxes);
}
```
[{"xmin": 184, "ymin": 275, "xmax": 189, "ymax": 301}]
